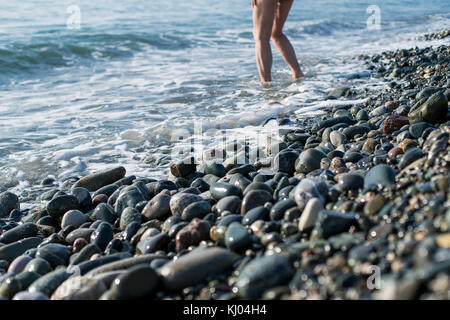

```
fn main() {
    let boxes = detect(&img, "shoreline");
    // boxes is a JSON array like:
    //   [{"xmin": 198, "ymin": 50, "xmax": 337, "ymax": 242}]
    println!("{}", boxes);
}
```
[{"xmin": 0, "ymin": 29, "xmax": 449, "ymax": 300}]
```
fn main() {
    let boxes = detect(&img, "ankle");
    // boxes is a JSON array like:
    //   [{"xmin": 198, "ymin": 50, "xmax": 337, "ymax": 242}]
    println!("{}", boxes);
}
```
[{"xmin": 293, "ymin": 70, "xmax": 305, "ymax": 80}]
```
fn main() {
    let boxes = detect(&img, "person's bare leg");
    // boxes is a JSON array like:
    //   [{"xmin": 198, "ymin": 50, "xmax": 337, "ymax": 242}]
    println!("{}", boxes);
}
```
[
  {"xmin": 271, "ymin": 0, "xmax": 304, "ymax": 80},
  {"xmin": 253, "ymin": 0, "xmax": 278, "ymax": 82}
]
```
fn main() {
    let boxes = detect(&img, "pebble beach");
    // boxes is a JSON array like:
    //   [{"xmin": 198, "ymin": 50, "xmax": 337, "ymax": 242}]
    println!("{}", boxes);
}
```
[{"xmin": 0, "ymin": 28, "xmax": 449, "ymax": 300}]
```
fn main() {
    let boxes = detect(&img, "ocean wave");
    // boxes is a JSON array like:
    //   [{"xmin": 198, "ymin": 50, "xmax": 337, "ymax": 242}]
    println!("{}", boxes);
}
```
[
  {"xmin": 286, "ymin": 19, "xmax": 362, "ymax": 37},
  {"xmin": 0, "ymin": 31, "xmax": 195, "ymax": 77}
]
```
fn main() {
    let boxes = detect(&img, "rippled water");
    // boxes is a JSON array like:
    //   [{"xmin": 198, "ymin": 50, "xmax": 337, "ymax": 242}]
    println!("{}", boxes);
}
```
[{"xmin": 0, "ymin": 0, "xmax": 449, "ymax": 193}]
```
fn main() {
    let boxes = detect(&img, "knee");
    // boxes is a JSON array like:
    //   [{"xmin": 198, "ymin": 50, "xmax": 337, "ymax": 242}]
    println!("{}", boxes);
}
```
[
  {"xmin": 253, "ymin": 30, "xmax": 271, "ymax": 43},
  {"xmin": 271, "ymin": 30, "xmax": 283, "ymax": 42}
]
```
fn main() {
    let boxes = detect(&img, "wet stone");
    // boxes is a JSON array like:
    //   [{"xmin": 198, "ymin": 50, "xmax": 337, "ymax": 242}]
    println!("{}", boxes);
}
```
[
  {"xmin": 50, "ymin": 274, "xmax": 109, "ymax": 300},
  {"xmin": 217, "ymin": 214, "xmax": 242, "ymax": 227},
  {"xmin": 399, "ymin": 139, "xmax": 417, "ymax": 153},
  {"xmin": 398, "ymin": 147, "xmax": 424, "ymax": 170},
  {"xmin": 137, "ymin": 232, "xmax": 169, "ymax": 254},
  {"xmin": 169, "ymin": 157, "xmax": 197, "ymax": 178},
  {"xmin": 147, "ymin": 181, "xmax": 177, "ymax": 196},
  {"xmin": 27, "ymin": 268, "xmax": 71, "ymax": 297},
  {"xmin": 273, "ymin": 151, "xmax": 299, "ymax": 175},
  {"xmin": 92, "ymin": 194, "xmax": 108, "ymax": 207},
  {"xmin": 158, "ymin": 247, "xmax": 233, "ymax": 291},
  {"xmin": 362, "ymin": 138, "xmax": 377, "ymax": 153},
  {"xmin": 61, "ymin": 210, "xmax": 86, "ymax": 229},
  {"xmin": 89, "ymin": 204, "xmax": 116, "ymax": 225},
  {"xmin": 388, "ymin": 147, "xmax": 404, "ymax": 159},
  {"xmin": 210, "ymin": 182, "xmax": 243, "ymax": 200},
  {"xmin": 369, "ymin": 224, "xmax": 393, "ymax": 240},
  {"xmin": 36, "ymin": 244, "xmax": 70, "ymax": 268},
  {"xmin": 47, "ymin": 195, "xmax": 80, "ymax": 219},
  {"xmin": 119, "ymin": 207, "xmax": 142, "ymax": 231},
  {"xmin": 161, "ymin": 216, "xmax": 183, "ymax": 234},
  {"xmin": 190, "ymin": 178, "xmax": 210, "ymax": 193},
  {"xmin": 241, "ymin": 190, "xmax": 272, "ymax": 215},
  {"xmin": 175, "ymin": 218, "xmax": 210, "ymax": 252},
  {"xmin": 13, "ymin": 291, "xmax": 49, "ymax": 300},
  {"xmin": 70, "ymin": 244, "xmax": 101, "ymax": 265},
  {"xmin": 270, "ymin": 199, "xmax": 297, "ymax": 221},
  {"xmin": 242, "ymin": 206, "xmax": 270, "ymax": 225},
  {"xmin": 329, "ymin": 157, "xmax": 347, "ymax": 173},
  {"xmin": 0, "ymin": 237, "xmax": 43, "ymax": 263},
  {"xmin": 225, "ymin": 222, "xmax": 252, "ymax": 253},
  {"xmin": 343, "ymin": 125, "xmax": 371, "ymax": 139},
  {"xmin": 243, "ymin": 182, "xmax": 273, "ymax": 196},
  {"xmin": 409, "ymin": 122, "xmax": 433, "ymax": 139},
  {"xmin": 284, "ymin": 206, "xmax": 302, "ymax": 222},
  {"xmin": 409, "ymin": 91, "xmax": 448, "ymax": 124},
  {"xmin": 295, "ymin": 149, "xmax": 328, "ymax": 174},
  {"xmin": 71, "ymin": 187, "xmax": 92, "ymax": 213},
  {"xmin": 7, "ymin": 255, "xmax": 32, "ymax": 274},
  {"xmin": 168, "ymin": 222, "xmax": 188, "ymax": 238},
  {"xmin": 293, "ymin": 178, "xmax": 329, "ymax": 205},
  {"xmin": 181, "ymin": 200, "xmax": 211, "ymax": 221},
  {"xmin": 364, "ymin": 195, "xmax": 385, "ymax": 215},
  {"xmin": 25, "ymin": 258, "xmax": 52, "ymax": 276},
  {"xmin": 72, "ymin": 238, "xmax": 88, "ymax": 253},
  {"xmin": 236, "ymin": 254, "xmax": 294, "ymax": 299},
  {"xmin": 298, "ymin": 198, "xmax": 324, "ymax": 232},
  {"xmin": 114, "ymin": 186, "xmax": 146, "ymax": 216},
  {"xmin": 416, "ymin": 87, "xmax": 440, "ymax": 100},
  {"xmin": 356, "ymin": 109, "xmax": 369, "ymax": 121},
  {"xmin": 93, "ymin": 184, "xmax": 119, "ymax": 198},
  {"xmin": 382, "ymin": 115, "xmax": 409, "ymax": 134},
  {"xmin": 141, "ymin": 193, "xmax": 171, "ymax": 221},
  {"xmin": 0, "ymin": 223, "xmax": 38, "ymax": 244},
  {"xmin": 370, "ymin": 106, "xmax": 386, "ymax": 116},
  {"xmin": 204, "ymin": 163, "xmax": 226, "ymax": 178},
  {"xmin": 330, "ymin": 131, "xmax": 346, "ymax": 147},
  {"xmin": 312, "ymin": 210, "xmax": 358, "ymax": 239},
  {"xmin": 0, "ymin": 192, "xmax": 19, "ymax": 218},
  {"xmin": 436, "ymin": 234, "xmax": 450, "ymax": 248},
  {"xmin": 364, "ymin": 164, "xmax": 396, "ymax": 189},
  {"xmin": 109, "ymin": 265, "xmax": 159, "ymax": 300},
  {"xmin": 169, "ymin": 193, "xmax": 203, "ymax": 217},
  {"xmin": 286, "ymin": 132, "xmax": 310, "ymax": 142},
  {"xmin": 40, "ymin": 189, "xmax": 59, "ymax": 201},
  {"xmin": 209, "ymin": 225, "xmax": 227, "ymax": 243},
  {"xmin": 337, "ymin": 173, "xmax": 364, "ymax": 191},
  {"xmin": 90, "ymin": 222, "xmax": 114, "ymax": 251},
  {"xmin": 343, "ymin": 152, "xmax": 364, "ymax": 163},
  {"xmin": 215, "ymin": 196, "xmax": 242, "ymax": 215},
  {"xmin": 72, "ymin": 167, "xmax": 126, "ymax": 192}
]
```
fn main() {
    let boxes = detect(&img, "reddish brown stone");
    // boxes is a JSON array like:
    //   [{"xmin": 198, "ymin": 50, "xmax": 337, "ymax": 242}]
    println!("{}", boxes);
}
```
[
  {"xmin": 329, "ymin": 157, "xmax": 347, "ymax": 174},
  {"xmin": 92, "ymin": 194, "xmax": 108, "ymax": 207},
  {"xmin": 387, "ymin": 147, "xmax": 404, "ymax": 158},
  {"xmin": 73, "ymin": 238, "xmax": 88, "ymax": 253},
  {"xmin": 382, "ymin": 115, "xmax": 409, "ymax": 134},
  {"xmin": 175, "ymin": 218, "xmax": 211, "ymax": 252}
]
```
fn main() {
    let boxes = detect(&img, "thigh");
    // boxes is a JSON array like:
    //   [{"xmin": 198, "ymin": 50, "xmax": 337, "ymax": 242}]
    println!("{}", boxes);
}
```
[
  {"xmin": 253, "ymin": 0, "xmax": 278, "ymax": 39},
  {"xmin": 272, "ymin": 0, "xmax": 294, "ymax": 35}
]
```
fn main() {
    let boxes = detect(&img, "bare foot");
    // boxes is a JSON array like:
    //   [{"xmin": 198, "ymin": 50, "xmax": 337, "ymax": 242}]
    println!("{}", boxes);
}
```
[
  {"xmin": 293, "ymin": 72, "xmax": 313, "ymax": 81},
  {"xmin": 293, "ymin": 73, "xmax": 306, "ymax": 81}
]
